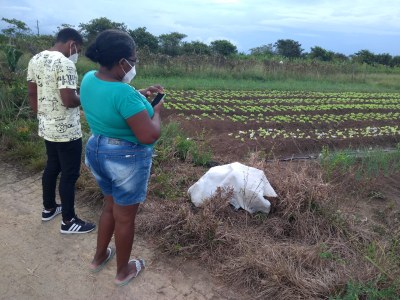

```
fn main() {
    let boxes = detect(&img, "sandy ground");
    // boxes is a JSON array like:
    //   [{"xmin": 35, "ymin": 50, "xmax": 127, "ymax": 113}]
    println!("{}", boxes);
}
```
[{"xmin": 0, "ymin": 161, "xmax": 243, "ymax": 300}]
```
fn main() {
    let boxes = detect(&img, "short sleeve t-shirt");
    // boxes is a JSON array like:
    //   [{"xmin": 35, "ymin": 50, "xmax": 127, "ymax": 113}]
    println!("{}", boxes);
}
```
[
  {"xmin": 80, "ymin": 71, "xmax": 154, "ymax": 145},
  {"xmin": 27, "ymin": 50, "xmax": 82, "ymax": 142}
]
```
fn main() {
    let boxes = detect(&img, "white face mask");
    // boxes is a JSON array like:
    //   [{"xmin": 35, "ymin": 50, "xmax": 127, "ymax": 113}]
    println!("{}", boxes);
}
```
[
  {"xmin": 121, "ymin": 59, "xmax": 136, "ymax": 83},
  {"xmin": 68, "ymin": 44, "xmax": 79, "ymax": 64}
]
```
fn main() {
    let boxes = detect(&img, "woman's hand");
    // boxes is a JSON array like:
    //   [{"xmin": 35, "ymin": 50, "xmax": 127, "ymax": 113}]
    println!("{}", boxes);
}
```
[
  {"xmin": 152, "ymin": 98, "xmax": 164, "ymax": 114},
  {"xmin": 139, "ymin": 84, "xmax": 164, "ymax": 98}
]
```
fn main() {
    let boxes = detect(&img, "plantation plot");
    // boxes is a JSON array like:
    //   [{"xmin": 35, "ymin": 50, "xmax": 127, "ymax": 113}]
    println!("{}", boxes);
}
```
[{"xmin": 163, "ymin": 90, "xmax": 400, "ymax": 157}]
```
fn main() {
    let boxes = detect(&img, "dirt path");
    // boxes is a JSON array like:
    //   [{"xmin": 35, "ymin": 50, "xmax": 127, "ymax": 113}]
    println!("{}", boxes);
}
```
[{"xmin": 0, "ymin": 161, "xmax": 242, "ymax": 300}]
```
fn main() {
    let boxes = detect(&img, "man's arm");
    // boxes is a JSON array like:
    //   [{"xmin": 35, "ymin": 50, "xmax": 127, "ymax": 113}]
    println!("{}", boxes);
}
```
[
  {"xmin": 28, "ymin": 81, "xmax": 38, "ymax": 114},
  {"xmin": 60, "ymin": 88, "xmax": 81, "ymax": 108},
  {"xmin": 58, "ymin": 58, "xmax": 81, "ymax": 108}
]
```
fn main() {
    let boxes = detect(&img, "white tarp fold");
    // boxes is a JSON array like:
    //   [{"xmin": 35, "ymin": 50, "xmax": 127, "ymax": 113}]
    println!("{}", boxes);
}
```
[{"xmin": 188, "ymin": 162, "xmax": 277, "ymax": 214}]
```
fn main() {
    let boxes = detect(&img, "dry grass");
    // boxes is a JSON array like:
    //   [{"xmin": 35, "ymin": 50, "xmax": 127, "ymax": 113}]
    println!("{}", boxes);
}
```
[
  {"xmin": 63, "ymin": 148, "xmax": 399, "ymax": 298},
  {"xmin": 76, "ymin": 162, "xmax": 104, "ymax": 207},
  {"xmin": 137, "ymin": 154, "xmax": 399, "ymax": 299}
]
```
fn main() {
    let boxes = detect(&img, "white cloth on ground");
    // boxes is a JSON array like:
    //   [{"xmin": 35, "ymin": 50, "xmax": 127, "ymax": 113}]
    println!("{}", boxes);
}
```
[{"xmin": 188, "ymin": 162, "xmax": 277, "ymax": 214}]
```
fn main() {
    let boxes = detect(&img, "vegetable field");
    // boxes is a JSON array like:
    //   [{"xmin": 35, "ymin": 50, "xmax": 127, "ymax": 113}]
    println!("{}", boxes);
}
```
[{"xmin": 163, "ymin": 90, "xmax": 400, "ymax": 157}]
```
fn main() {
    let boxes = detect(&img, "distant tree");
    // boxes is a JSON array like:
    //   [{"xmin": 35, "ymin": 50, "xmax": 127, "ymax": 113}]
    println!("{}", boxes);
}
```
[
  {"xmin": 332, "ymin": 52, "xmax": 349, "ymax": 62},
  {"xmin": 79, "ymin": 17, "xmax": 127, "ymax": 43},
  {"xmin": 353, "ymin": 49, "xmax": 375, "ymax": 64},
  {"xmin": 158, "ymin": 32, "xmax": 187, "ymax": 56},
  {"xmin": 309, "ymin": 46, "xmax": 333, "ymax": 61},
  {"xmin": 0, "ymin": 33, "xmax": 7, "ymax": 44},
  {"xmin": 128, "ymin": 27, "xmax": 159, "ymax": 52},
  {"xmin": 181, "ymin": 41, "xmax": 211, "ymax": 55},
  {"xmin": 56, "ymin": 23, "xmax": 76, "ymax": 33},
  {"xmin": 391, "ymin": 56, "xmax": 400, "ymax": 67},
  {"xmin": 374, "ymin": 53, "xmax": 392, "ymax": 66},
  {"xmin": 249, "ymin": 43, "xmax": 275, "ymax": 56},
  {"xmin": 210, "ymin": 40, "xmax": 237, "ymax": 56},
  {"xmin": 1, "ymin": 18, "xmax": 31, "ymax": 39},
  {"xmin": 274, "ymin": 39, "xmax": 303, "ymax": 58},
  {"xmin": 0, "ymin": 17, "xmax": 33, "ymax": 66},
  {"xmin": 26, "ymin": 34, "xmax": 54, "ymax": 54}
]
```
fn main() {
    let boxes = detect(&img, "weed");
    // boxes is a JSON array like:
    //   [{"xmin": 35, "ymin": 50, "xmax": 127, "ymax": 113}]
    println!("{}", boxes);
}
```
[
  {"xmin": 1, "ymin": 44, "xmax": 23, "ymax": 72},
  {"xmin": 320, "ymin": 145, "xmax": 400, "ymax": 180},
  {"xmin": 175, "ymin": 135, "xmax": 193, "ymax": 161},
  {"xmin": 151, "ymin": 168, "xmax": 181, "ymax": 200},
  {"xmin": 331, "ymin": 279, "xmax": 399, "ymax": 300},
  {"xmin": 191, "ymin": 145, "xmax": 213, "ymax": 166},
  {"xmin": 154, "ymin": 121, "xmax": 213, "ymax": 166}
]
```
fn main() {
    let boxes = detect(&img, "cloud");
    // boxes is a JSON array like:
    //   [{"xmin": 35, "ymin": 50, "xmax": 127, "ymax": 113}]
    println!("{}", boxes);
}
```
[
  {"xmin": 256, "ymin": 0, "xmax": 400, "ymax": 35},
  {"xmin": 2, "ymin": 5, "xmax": 31, "ymax": 11}
]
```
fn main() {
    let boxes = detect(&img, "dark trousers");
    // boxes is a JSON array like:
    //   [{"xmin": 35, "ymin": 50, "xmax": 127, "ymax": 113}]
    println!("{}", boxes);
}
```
[{"xmin": 42, "ymin": 138, "xmax": 82, "ymax": 221}]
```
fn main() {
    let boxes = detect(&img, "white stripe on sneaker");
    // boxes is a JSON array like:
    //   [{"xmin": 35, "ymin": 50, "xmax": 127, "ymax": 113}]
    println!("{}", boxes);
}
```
[
  {"xmin": 70, "ymin": 224, "xmax": 80, "ymax": 231},
  {"xmin": 60, "ymin": 218, "xmax": 95, "ymax": 234}
]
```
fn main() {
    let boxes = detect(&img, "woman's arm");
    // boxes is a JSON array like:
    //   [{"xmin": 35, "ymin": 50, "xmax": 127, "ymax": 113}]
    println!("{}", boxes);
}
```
[{"xmin": 126, "ymin": 101, "xmax": 163, "ymax": 144}]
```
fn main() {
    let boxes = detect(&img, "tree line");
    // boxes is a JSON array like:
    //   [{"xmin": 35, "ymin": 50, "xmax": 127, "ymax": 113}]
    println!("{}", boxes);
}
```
[{"xmin": 1, "ymin": 16, "xmax": 400, "ymax": 68}]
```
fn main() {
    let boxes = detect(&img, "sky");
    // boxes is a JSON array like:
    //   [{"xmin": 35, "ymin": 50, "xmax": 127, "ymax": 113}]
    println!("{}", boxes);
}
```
[{"xmin": 1, "ymin": 0, "xmax": 399, "ymax": 56}]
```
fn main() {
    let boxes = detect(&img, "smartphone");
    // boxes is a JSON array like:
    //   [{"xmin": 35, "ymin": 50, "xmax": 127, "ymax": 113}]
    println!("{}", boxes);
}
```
[{"xmin": 151, "ymin": 93, "xmax": 165, "ymax": 107}]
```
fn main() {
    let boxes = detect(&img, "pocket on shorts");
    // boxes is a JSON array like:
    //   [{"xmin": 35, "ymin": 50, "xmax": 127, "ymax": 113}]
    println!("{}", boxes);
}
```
[{"xmin": 104, "ymin": 153, "xmax": 137, "ymax": 181}]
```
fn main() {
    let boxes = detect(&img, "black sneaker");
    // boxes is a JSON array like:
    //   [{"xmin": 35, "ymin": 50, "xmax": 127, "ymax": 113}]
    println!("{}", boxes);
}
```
[
  {"xmin": 42, "ymin": 204, "xmax": 62, "ymax": 221},
  {"xmin": 60, "ymin": 216, "xmax": 96, "ymax": 234}
]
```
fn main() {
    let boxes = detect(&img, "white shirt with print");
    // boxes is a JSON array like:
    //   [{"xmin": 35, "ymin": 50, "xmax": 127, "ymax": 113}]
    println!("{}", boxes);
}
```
[{"xmin": 27, "ymin": 50, "xmax": 82, "ymax": 142}]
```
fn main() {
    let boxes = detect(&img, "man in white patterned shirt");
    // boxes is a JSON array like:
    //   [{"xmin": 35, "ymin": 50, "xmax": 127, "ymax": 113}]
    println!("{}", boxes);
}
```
[{"xmin": 27, "ymin": 28, "xmax": 95, "ymax": 234}]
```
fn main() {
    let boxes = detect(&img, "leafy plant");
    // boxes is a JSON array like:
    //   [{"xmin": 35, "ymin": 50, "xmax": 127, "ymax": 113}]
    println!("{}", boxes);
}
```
[
  {"xmin": 175, "ymin": 135, "xmax": 194, "ymax": 161},
  {"xmin": 154, "ymin": 121, "xmax": 213, "ymax": 167},
  {"xmin": 2, "ymin": 44, "xmax": 23, "ymax": 72},
  {"xmin": 330, "ymin": 280, "xmax": 398, "ymax": 300}
]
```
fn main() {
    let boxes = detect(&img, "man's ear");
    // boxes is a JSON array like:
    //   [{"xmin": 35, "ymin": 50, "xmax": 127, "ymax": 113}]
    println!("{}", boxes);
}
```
[{"xmin": 119, "ymin": 58, "xmax": 128, "ymax": 68}]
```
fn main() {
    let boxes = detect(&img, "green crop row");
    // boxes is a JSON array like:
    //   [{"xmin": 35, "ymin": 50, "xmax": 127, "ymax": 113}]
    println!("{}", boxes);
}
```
[{"xmin": 163, "ymin": 89, "xmax": 400, "ymax": 142}]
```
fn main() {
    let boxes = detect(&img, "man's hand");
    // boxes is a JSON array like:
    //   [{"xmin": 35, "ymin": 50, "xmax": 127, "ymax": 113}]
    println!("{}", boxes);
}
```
[{"xmin": 60, "ymin": 88, "xmax": 81, "ymax": 108}]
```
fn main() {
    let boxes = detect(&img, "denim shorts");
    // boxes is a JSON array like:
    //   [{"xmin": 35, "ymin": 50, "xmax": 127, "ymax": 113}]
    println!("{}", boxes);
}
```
[{"xmin": 85, "ymin": 135, "xmax": 153, "ymax": 206}]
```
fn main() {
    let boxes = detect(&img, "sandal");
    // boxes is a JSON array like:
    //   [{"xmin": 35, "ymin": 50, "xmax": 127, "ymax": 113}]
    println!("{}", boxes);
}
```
[
  {"xmin": 114, "ymin": 258, "xmax": 145, "ymax": 286},
  {"xmin": 90, "ymin": 247, "xmax": 115, "ymax": 273}
]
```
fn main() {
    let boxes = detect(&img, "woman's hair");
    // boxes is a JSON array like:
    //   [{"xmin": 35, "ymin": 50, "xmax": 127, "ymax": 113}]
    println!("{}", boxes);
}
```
[{"xmin": 85, "ymin": 29, "xmax": 136, "ymax": 69}]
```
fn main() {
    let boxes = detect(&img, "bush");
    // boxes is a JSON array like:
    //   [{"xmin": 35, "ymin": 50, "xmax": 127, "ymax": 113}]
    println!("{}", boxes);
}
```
[
  {"xmin": 154, "ymin": 121, "xmax": 213, "ymax": 167},
  {"xmin": 1, "ymin": 44, "xmax": 23, "ymax": 72}
]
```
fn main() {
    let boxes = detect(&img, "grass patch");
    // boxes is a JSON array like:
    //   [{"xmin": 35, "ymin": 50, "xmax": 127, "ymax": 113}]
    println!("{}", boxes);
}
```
[
  {"xmin": 320, "ymin": 145, "xmax": 400, "ymax": 180},
  {"xmin": 154, "ymin": 121, "xmax": 213, "ymax": 167},
  {"xmin": 0, "ymin": 119, "xmax": 46, "ymax": 171}
]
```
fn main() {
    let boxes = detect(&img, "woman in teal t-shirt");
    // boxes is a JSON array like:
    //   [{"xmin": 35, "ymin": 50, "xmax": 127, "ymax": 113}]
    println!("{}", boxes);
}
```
[{"xmin": 80, "ymin": 29, "xmax": 164, "ymax": 286}]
